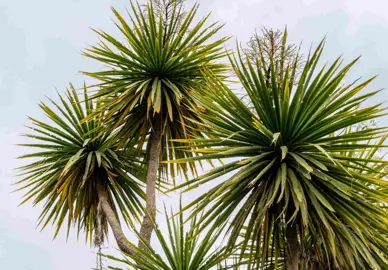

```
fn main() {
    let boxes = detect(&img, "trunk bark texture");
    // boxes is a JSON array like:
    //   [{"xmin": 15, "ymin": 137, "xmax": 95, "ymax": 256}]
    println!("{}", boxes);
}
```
[
  {"xmin": 96, "ymin": 182, "xmax": 136, "ymax": 256},
  {"xmin": 138, "ymin": 117, "xmax": 162, "ymax": 250},
  {"xmin": 286, "ymin": 223, "xmax": 299, "ymax": 270}
]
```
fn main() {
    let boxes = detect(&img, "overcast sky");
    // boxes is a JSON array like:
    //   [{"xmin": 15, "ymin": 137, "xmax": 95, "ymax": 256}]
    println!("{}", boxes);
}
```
[{"xmin": 1, "ymin": 0, "xmax": 388, "ymax": 269}]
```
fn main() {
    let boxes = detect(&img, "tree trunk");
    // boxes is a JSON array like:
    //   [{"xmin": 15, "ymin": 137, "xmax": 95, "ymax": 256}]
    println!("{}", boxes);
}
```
[
  {"xmin": 138, "ymin": 117, "xmax": 162, "ymax": 250},
  {"xmin": 96, "ymin": 182, "xmax": 136, "ymax": 256},
  {"xmin": 286, "ymin": 223, "xmax": 299, "ymax": 270}
]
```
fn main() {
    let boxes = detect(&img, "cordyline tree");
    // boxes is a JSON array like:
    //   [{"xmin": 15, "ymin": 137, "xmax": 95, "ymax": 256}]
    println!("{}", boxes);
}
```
[
  {"xmin": 16, "ymin": 0, "xmax": 227, "ymax": 260},
  {"xmin": 82, "ymin": 1, "xmax": 227, "ymax": 252},
  {"xmin": 171, "ymin": 39, "xmax": 388, "ymax": 269},
  {"xmin": 16, "ymin": 86, "xmax": 146, "ymax": 251},
  {"xmin": 15, "ymin": 0, "xmax": 388, "ymax": 269}
]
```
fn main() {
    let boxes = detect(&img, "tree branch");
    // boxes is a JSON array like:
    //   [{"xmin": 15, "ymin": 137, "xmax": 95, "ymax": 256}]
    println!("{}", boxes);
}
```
[
  {"xmin": 138, "ymin": 116, "xmax": 162, "ymax": 250},
  {"xmin": 96, "ymin": 182, "xmax": 136, "ymax": 256}
]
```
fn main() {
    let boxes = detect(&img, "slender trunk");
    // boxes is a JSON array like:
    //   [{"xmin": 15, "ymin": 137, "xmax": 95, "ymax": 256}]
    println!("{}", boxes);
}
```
[
  {"xmin": 96, "ymin": 182, "xmax": 136, "ymax": 256},
  {"xmin": 138, "ymin": 117, "xmax": 162, "ymax": 250},
  {"xmin": 286, "ymin": 223, "xmax": 299, "ymax": 270}
]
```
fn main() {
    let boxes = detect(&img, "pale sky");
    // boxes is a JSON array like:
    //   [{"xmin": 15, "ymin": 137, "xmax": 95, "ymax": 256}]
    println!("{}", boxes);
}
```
[{"xmin": 1, "ymin": 0, "xmax": 388, "ymax": 269}]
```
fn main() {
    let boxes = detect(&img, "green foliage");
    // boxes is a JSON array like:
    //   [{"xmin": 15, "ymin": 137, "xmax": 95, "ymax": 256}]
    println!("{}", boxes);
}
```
[
  {"xmin": 301, "ymin": 131, "xmax": 388, "ymax": 269},
  {"xmin": 104, "ymin": 202, "xmax": 232, "ymax": 270},
  {"xmin": 16, "ymin": 85, "xmax": 146, "ymax": 244},
  {"xmin": 83, "ymin": 2, "xmax": 228, "ymax": 178},
  {"xmin": 14, "ymin": 0, "xmax": 388, "ymax": 268},
  {"xmin": 171, "ymin": 40, "xmax": 388, "ymax": 269}
]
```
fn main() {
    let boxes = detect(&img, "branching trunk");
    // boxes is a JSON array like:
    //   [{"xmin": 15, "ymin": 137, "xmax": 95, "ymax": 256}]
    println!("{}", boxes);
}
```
[
  {"xmin": 286, "ymin": 223, "xmax": 299, "ymax": 270},
  {"xmin": 96, "ymin": 115, "xmax": 162, "ymax": 255},
  {"xmin": 96, "ymin": 182, "xmax": 136, "ymax": 256},
  {"xmin": 139, "ymin": 117, "xmax": 162, "ymax": 250}
]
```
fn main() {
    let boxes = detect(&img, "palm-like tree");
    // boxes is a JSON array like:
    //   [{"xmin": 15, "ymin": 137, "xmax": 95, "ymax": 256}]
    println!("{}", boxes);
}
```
[
  {"xmin": 104, "ymin": 202, "xmax": 232, "ymax": 270},
  {"xmin": 172, "ymin": 41, "xmax": 388, "ymax": 269},
  {"xmin": 231, "ymin": 134, "xmax": 388, "ymax": 269},
  {"xmin": 187, "ymin": 132, "xmax": 387, "ymax": 270},
  {"xmin": 82, "ymin": 1, "xmax": 228, "ymax": 250},
  {"xmin": 16, "ymin": 86, "xmax": 145, "ymax": 254}
]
